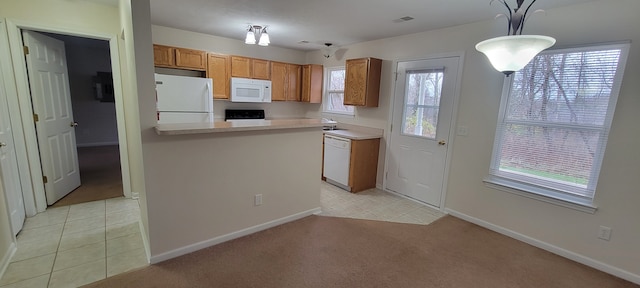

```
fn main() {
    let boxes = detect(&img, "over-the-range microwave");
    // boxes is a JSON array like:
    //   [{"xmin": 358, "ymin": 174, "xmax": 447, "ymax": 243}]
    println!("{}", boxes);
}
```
[{"xmin": 230, "ymin": 77, "xmax": 272, "ymax": 103}]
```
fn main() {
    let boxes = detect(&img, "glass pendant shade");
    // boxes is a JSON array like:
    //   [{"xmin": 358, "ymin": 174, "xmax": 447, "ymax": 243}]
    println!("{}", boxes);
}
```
[
  {"xmin": 475, "ymin": 35, "xmax": 556, "ymax": 75},
  {"xmin": 258, "ymin": 29, "xmax": 270, "ymax": 46},
  {"xmin": 245, "ymin": 27, "xmax": 256, "ymax": 44}
]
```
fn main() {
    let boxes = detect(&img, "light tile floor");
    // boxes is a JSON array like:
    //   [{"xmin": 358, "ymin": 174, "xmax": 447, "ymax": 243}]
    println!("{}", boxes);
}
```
[
  {"xmin": 0, "ymin": 197, "xmax": 147, "ymax": 288},
  {"xmin": 319, "ymin": 181, "xmax": 445, "ymax": 225}
]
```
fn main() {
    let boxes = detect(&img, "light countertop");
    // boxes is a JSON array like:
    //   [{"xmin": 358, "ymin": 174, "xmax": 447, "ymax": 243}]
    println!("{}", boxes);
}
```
[
  {"xmin": 155, "ymin": 118, "xmax": 333, "ymax": 135},
  {"xmin": 323, "ymin": 129, "xmax": 383, "ymax": 140}
]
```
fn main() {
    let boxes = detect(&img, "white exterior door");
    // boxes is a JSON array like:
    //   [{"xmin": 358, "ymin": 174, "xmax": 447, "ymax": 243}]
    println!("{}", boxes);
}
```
[
  {"xmin": 23, "ymin": 31, "xmax": 81, "ymax": 205},
  {"xmin": 0, "ymin": 67, "xmax": 25, "ymax": 235},
  {"xmin": 386, "ymin": 57, "xmax": 460, "ymax": 207}
]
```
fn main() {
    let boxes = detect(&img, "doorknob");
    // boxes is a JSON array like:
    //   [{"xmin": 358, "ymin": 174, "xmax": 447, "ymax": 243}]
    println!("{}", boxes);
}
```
[
  {"xmin": 438, "ymin": 140, "xmax": 446, "ymax": 146},
  {"xmin": 70, "ymin": 122, "xmax": 78, "ymax": 127},
  {"xmin": 0, "ymin": 142, "xmax": 6, "ymax": 147}
]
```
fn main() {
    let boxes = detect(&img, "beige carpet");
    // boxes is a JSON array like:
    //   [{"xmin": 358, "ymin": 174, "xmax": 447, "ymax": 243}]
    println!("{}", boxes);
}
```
[
  {"xmin": 83, "ymin": 215, "xmax": 637, "ymax": 288},
  {"xmin": 51, "ymin": 145, "xmax": 123, "ymax": 207}
]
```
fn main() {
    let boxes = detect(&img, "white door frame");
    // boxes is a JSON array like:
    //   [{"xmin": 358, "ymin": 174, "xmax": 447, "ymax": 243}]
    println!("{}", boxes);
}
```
[
  {"xmin": 383, "ymin": 52, "xmax": 465, "ymax": 210},
  {"xmin": 3, "ymin": 19, "xmax": 132, "ymax": 213}
]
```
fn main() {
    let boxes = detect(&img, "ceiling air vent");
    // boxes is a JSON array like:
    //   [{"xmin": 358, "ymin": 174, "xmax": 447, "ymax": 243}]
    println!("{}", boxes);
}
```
[{"xmin": 393, "ymin": 16, "xmax": 414, "ymax": 23}]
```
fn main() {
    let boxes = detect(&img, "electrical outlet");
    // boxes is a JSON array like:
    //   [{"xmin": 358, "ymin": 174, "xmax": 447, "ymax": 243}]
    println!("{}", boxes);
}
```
[
  {"xmin": 597, "ymin": 226, "xmax": 612, "ymax": 241},
  {"xmin": 254, "ymin": 194, "xmax": 263, "ymax": 206}
]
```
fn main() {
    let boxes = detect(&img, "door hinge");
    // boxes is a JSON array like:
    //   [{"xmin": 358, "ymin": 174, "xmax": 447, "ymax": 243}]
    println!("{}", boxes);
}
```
[
  {"xmin": 23, "ymin": 46, "xmax": 29, "ymax": 55},
  {"xmin": 385, "ymin": 171, "xmax": 388, "ymax": 179},
  {"xmin": 43, "ymin": 176, "xmax": 48, "ymax": 184},
  {"xmin": 33, "ymin": 114, "xmax": 39, "ymax": 122},
  {"xmin": 390, "ymin": 124, "xmax": 393, "ymax": 132},
  {"xmin": 395, "ymin": 72, "xmax": 398, "ymax": 81}
]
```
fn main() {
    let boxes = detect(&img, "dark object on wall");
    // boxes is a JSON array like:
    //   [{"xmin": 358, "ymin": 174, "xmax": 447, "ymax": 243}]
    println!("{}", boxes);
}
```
[{"xmin": 93, "ymin": 72, "xmax": 114, "ymax": 102}]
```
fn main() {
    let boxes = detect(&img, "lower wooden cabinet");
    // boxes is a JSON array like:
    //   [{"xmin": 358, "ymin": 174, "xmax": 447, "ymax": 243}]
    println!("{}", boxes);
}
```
[{"xmin": 349, "ymin": 138, "xmax": 380, "ymax": 192}]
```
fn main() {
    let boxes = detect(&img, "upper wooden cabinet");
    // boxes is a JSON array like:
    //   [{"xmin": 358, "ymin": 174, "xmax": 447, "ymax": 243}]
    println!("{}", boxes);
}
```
[
  {"xmin": 206, "ymin": 53, "xmax": 231, "ymax": 100},
  {"xmin": 301, "ymin": 64, "xmax": 323, "ymax": 103},
  {"xmin": 287, "ymin": 64, "xmax": 302, "ymax": 101},
  {"xmin": 153, "ymin": 44, "xmax": 206, "ymax": 71},
  {"xmin": 271, "ymin": 62, "xmax": 302, "ymax": 102},
  {"xmin": 344, "ymin": 57, "xmax": 382, "ymax": 107},
  {"xmin": 231, "ymin": 56, "xmax": 271, "ymax": 80},
  {"xmin": 153, "ymin": 45, "xmax": 174, "ymax": 67}
]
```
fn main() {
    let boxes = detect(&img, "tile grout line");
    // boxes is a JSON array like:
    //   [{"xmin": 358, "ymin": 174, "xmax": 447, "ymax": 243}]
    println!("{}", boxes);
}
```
[{"xmin": 47, "ymin": 206, "xmax": 70, "ymax": 288}]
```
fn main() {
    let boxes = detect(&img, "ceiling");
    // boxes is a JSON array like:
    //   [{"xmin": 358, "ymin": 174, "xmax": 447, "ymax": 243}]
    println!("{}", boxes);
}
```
[{"xmin": 146, "ymin": 0, "xmax": 595, "ymax": 51}]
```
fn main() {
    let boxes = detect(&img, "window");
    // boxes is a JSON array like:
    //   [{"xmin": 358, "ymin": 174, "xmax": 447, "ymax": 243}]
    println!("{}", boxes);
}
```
[
  {"xmin": 323, "ymin": 67, "xmax": 354, "ymax": 115},
  {"xmin": 401, "ymin": 69, "xmax": 444, "ymax": 139},
  {"xmin": 487, "ymin": 43, "xmax": 629, "ymax": 207}
]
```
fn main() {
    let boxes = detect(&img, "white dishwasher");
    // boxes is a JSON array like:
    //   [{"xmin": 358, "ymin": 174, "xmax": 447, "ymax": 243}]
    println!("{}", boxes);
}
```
[{"xmin": 323, "ymin": 135, "xmax": 351, "ymax": 190}]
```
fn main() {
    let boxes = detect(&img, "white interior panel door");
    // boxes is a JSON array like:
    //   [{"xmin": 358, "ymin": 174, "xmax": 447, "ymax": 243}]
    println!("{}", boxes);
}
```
[
  {"xmin": 23, "ymin": 31, "xmax": 80, "ymax": 205},
  {"xmin": 386, "ymin": 57, "xmax": 459, "ymax": 207},
  {"xmin": 0, "ymin": 68, "xmax": 25, "ymax": 235}
]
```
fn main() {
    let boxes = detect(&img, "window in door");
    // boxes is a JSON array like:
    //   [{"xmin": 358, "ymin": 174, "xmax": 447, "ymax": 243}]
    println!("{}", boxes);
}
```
[
  {"xmin": 401, "ymin": 69, "xmax": 444, "ymax": 139},
  {"xmin": 323, "ymin": 67, "xmax": 354, "ymax": 115},
  {"xmin": 487, "ymin": 43, "xmax": 629, "ymax": 207}
]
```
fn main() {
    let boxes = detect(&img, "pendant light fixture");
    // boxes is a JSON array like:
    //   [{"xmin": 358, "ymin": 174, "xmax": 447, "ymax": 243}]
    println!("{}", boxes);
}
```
[
  {"xmin": 245, "ymin": 25, "xmax": 270, "ymax": 47},
  {"xmin": 475, "ymin": 0, "xmax": 555, "ymax": 76}
]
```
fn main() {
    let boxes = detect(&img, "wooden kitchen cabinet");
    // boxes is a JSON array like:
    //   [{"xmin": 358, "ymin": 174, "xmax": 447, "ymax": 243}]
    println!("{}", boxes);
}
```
[
  {"xmin": 344, "ymin": 57, "xmax": 382, "ymax": 107},
  {"xmin": 271, "ymin": 62, "xmax": 302, "ymax": 102},
  {"xmin": 301, "ymin": 64, "xmax": 323, "ymax": 103},
  {"xmin": 153, "ymin": 45, "xmax": 174, "ymax": 67},
  {"xmin": 153, "ymin": 44, "xmax": 206, "ymax": 71},
  {"xmin": 231, "ymin": 56, "xmax": 271, "ymax": 80},
  {"xmin": 175, "ymin": 48, "xmax": 207, "ymax": 70},
  {"xmin": 206, "ymin": 53, "xmax": 231, "ymax": 99},
  {"xmin": 349, "ymin": 138, "xmax": 380, "ymax": 192}
]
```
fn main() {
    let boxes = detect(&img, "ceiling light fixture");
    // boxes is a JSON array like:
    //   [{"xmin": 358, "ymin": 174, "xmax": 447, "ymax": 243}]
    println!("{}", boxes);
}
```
[
  {"xmin": 322, "ymin": 43, "xmax": 337, "ymax": 58},
  {"xmin": 475, "ymin": 0, "xmax": 555, "ymax": 76},
  {"xmin": 245, "ymin": 25, "xmax": 270, "ymax": 46}
]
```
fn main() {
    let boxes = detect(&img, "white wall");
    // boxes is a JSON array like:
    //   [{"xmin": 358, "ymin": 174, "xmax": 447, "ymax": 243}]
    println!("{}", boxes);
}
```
[{"xmin": 305, "ymin": 0, "xmax": 640, "ymax": 280}]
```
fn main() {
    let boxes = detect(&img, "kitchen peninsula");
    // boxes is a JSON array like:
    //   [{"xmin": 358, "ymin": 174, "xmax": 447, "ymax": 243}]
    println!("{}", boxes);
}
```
[{"xmin": 145, "ymin": 118, "xmax": 328, "ymax": 263}]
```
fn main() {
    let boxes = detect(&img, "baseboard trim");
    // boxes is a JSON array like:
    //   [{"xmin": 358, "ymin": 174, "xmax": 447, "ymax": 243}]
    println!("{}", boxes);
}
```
[
  {"xmin": 150, "ymin": 207, "xmax": 322, "ymax": 264},
  {"xmin": 445, "ymin": 208, "xmax": 640, "ymax": 285},
  {"xmin": 0, "ymin": 243, "xmax": 17, "ymax": 280}
]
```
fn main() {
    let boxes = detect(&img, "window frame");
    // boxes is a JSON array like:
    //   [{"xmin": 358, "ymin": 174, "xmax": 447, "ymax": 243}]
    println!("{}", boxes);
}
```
[
  {"xmin": 484, "ymin": 42, "xmax": 630, "ymax": 212},
  {"xmin": 322, "ymin": 66, "xmax": 355, "ymax": 116}
]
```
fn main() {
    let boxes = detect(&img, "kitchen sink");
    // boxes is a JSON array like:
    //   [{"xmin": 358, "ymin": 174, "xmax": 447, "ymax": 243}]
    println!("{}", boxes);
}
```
[{"xmin": 323, "ymin": 126, "xmax": 341, "ymax": 131}]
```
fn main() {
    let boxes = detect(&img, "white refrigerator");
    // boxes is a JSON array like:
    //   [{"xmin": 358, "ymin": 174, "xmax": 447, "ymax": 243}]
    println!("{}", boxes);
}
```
[{"xmin": 155, "ymin": 73, "xmax": 214, "ymax": 124}]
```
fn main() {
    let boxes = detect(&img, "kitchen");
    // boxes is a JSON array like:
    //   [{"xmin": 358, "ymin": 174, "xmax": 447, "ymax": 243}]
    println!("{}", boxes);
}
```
[{"xmin": 0, "ymin": 0, "xmax": 638, "ymax": 285}]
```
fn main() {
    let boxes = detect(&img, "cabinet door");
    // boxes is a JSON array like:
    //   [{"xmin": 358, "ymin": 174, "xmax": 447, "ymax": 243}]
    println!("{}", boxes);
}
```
[
  {"xmin": 252, "ymin": 59, "xmax": 271, "ymax": 80},
  {"xmin": 206, "ymin": 53, "xmax": 230, "ymax": 100},
  {"xmin": 344, "ymin": 58, "xmax": 369, "ymax": 106},
  {"xmin": 153, "ymin": 45, "xmax": 174, "ymax": 68},
  {"xmin": 348, "ymin": 138, "xmax": 380, "ymax": 192},
  {"xmin": 301, "ymin": 64, "xmax": 323, "ymax": 103},
  {"xmin": 175, "ymin": 48, "xmax": 207, "ymax": 70},
  {"xmin": 287, "ymin": 64, "xmax": 302, "ymax": 101},
  {"xmin": 270, "ymin": 61, "xmax": 288, "ymax": 101},
  {"xmin": 344, "ymin": 58, "xmax": 382, "ymax": 107},
  {"xmin": 231, "ymin": 56, "xmax": 251, "ymax": 78}
]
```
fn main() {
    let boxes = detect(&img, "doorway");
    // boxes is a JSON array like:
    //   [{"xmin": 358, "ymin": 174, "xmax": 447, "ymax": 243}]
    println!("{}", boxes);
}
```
[
  {"xmin": 385, "ymin": 56, "xmax": 461, "ymax": 208},
  {"xmin": 22, "ymin": 31, "xmax": 123, "ymax": 207}
]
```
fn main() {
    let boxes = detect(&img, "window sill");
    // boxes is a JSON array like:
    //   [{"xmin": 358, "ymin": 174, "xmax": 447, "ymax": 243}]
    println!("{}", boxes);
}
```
[{"xmin": 483, "ymin": 175, "xmax": 598, "ymax": 214}]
